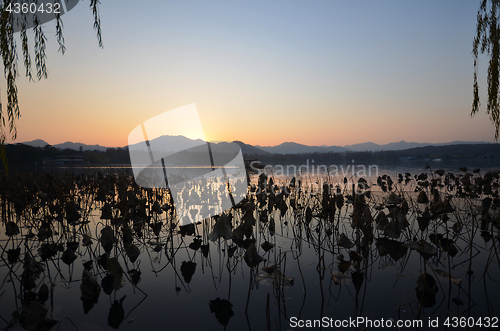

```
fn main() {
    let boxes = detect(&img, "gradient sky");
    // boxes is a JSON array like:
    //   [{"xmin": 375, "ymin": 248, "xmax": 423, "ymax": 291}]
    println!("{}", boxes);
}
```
[{"xmin": 3, "ymin": 0, "xmax": 497, "ymax": 147}]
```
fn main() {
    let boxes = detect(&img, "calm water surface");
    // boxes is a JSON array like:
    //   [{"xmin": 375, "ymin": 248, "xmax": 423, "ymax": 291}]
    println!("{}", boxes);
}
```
[{"xmin": 0, "ymin": 163, "xmax": 499, "ymax": 330}]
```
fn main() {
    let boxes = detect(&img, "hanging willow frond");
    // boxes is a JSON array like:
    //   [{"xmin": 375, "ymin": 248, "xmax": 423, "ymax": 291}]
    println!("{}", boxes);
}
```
[
  {"xmin": 6, "ymin": 71, "xmax": 19, "ymax": 139},
  {"xmin": 0, "ymin": 0, "xmax": 20, "ymax": 140},
  {"xmin": 19, "ymin": 6, "xmax": 33, "ymax": 81},
  {"xmin": 90, "ymin": 0, "xmax": 103, "ymax": 48},
  {"xmin": 34, "ymin": 17, "xmax": 48, "ymax": 80},
  {"xmin": 0, "ymin": 0, "xmax": 103, "ymax": 173},
  {"xmin": 55, "ymin": 11, "xmax": 65, "ymax": 54},
  {"xmin": 472, "ymin": 0, "xmax": 500, "ymax": 140},
  {"xmin": 0, "ymin": 0, "xmax": 18, "ymax": 174},
  {"xmin": 21, "ymin": 28, "xmax": 32, "ymax": 81}
]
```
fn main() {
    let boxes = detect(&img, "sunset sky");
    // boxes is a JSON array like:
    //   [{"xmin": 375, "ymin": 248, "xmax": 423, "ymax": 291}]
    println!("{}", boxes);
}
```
[{"xmin": 3, "ymin": 0, "xmax": 497, "ymax": 148}]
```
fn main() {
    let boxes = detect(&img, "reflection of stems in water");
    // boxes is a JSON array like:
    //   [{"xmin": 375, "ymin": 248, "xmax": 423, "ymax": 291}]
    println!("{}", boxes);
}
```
[
  {"xmin": 480, "ymin": 223, "xmax": 500, "ymax": 315},
  {"xmin": 358, "ymin": 252, "xmax": 371, "ymax": 316},
  {"xmin": 205, "ymin": 247, "xmax": 217, "ymax": 291},
  {"xmin": 276, "ymin": 250, "xmax": 282, "ymax": 329},
  {"xmin": 1, "ymin": 169, "xmax": 500, "ymax": 329},
  {"xmin": 266, "ymin": 292, "xmax": 271, "ymax": 331},
  {"xmin": 416, "ymin": 261, "xmax": 426, "ymax": 318},
  {"xmin": 122, "ymin": 294, "xmax": 148, "ymax": 325},
  {"xmin": 0, "ymin": 239, "xmax": 18, "ymax": 276},
  {"xmin": 482, "ymin": 266, "xmax": 494, "ymax": 317},
  {"xmin": 282, "ymin": 250, "xmax": 288, "ymax": 322},
  {"xmin": 245, "ymin": 268, "xmax": 254, "ymax": 313},
  {"xmin": 123, "ymin": 270, "xmax": 147, "ymax": 297},
  {"xmin": 424, "ymin": 268, "xmax": 451, "ymax": 316},
  {"xmin": 225, "ymin": 242, "xmax": 233, "ymax": 302},
  {"xmin": 466, "ymin": 199, "xmax": 477, "ymax": 312},
  {"xmin": 157, "ymin": 237, "xmax": 190, "ymax": 293},
  {"xmin": 154, "ymin": 235, "xmax": 182, "ymax": 273},
  {"xmin": 442, "ymin": 219, "xmax": 452, "ymax": 313},
  {"xmin": 291, "ymin": 245, "xmax": 307, "ymax": 319},
  {"xmin": 318, "ymin": 257, "xmax": 325, "ymax": 324},
  {"xmin": 9, "ymin": 271, "xmax": 19, "ymax": 312},
  {"xmin": 484, "ymin": 222, "xmax": 500, "ymax": 277},
  {"xmin": 244, "ymin": 311, "xmax": 252, "ymax": 331},
  {"xmin": 67, "ymin": 262, "xmax": 74, "ymax": 289},
  {"xmin": 0, "ymin": 301, "xmax": 6, "ymax": 324}
]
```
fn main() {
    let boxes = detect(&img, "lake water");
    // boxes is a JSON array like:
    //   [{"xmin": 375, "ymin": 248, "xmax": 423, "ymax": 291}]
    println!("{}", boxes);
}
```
[{"xmin": 0, "ymin": 162, "xmax": 499, "ymax": 330}]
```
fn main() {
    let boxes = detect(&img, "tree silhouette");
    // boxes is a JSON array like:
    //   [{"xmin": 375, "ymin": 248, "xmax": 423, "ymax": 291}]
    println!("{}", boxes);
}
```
[
  {"xmin": 0, "ymin": 0, "xmax": 103, "ymax": 172},
  {"xmin": 472, "ymin": 0, "xmax": 500, "ymax": 140}
]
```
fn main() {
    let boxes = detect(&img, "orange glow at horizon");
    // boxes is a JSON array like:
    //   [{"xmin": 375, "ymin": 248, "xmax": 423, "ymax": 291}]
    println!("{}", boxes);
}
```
[
  {"xmin": 7, "ymin": 100, "xmax": 498, "ymax": 149},
  {"xmin": 2, "ymin": 1, "xmax": 498, "ymax": 152}
]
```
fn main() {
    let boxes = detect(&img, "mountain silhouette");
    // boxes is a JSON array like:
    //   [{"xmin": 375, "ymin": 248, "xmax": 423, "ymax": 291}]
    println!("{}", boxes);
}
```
[
  {"xmin": 256, "ymin": 142, "xmax": 348, "ymax": 154},
  {"xmin": 15, "ymin": 137, "xmax": 494, "ymax": 155}
]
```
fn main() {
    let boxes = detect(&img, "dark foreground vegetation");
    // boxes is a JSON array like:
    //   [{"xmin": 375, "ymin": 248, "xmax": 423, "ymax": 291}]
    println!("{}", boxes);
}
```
[{"xmin": 0, "ymin": 167, "xmax": 499, "ymax": 330}]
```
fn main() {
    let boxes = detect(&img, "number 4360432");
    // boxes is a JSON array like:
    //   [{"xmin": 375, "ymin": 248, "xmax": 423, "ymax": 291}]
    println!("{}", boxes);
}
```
[
  {"xmin": 5, "ymin": 2, "xmax": 61, "ymax": 15},
  {"xmin": 444, "ymin": 317, "xmax": 498, "ymax": 328}
]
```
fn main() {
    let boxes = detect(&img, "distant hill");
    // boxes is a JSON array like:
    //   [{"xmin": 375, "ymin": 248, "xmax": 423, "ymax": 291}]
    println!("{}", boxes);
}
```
[
  {"xmin": 16, "ymin": 139, "xmax": 50, "ymax": 148},
  {"xmin": 127, "ymin": 136, "xmax": 270, "ymax": 157},
  {"xmin": 16, "ymin": 139, "xmax": 116, "ymax": 152},
  {"xmin": 256, "ymin": 140, "xmax": 492, "ymax": 154},
  {"xmin": 390, "ymin": 143, "xmax": 500, "ymax": 158},
  {"xmin": 256, "ymin": 142, "xmax": 348, "ymax": 154},
  {"xmin": 128, "ymin": 135, "xmax": 206, "ymax": 155},
  {"xmin": 232, "ymin": 141, "xmax": 269, "ymax": 155},
  {"xmin": 343, "ymin": 140, "xmax": 492, "ymax": 152},
  {"xmin": 344, "ymin": 141, "xmax": 426, "ymax": 152}
]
